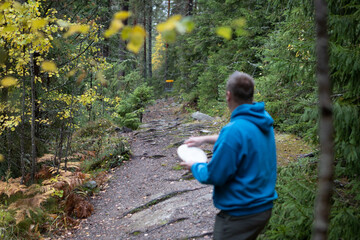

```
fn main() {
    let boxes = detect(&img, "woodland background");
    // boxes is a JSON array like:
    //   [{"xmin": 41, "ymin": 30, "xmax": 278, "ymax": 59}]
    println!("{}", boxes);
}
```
[{"xmin": 0, "ymin": 0, "xmax": 359, "ymax": 239}]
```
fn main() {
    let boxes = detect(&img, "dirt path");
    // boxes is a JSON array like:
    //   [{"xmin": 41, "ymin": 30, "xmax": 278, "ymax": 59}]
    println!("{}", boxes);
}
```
[{"xmin": 64, "ymin": 99, "xmax": 220, "ymax": 240}]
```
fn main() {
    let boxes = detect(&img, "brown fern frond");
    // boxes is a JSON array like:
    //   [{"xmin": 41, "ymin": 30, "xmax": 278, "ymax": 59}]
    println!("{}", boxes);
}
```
[
  {"xmin": 60, "ymin": 161, "xmax": 81, "ymax": 170},
  {"xmin": 9, "ymin": 193, "xmax": 50, "ymax": 224},
  {"xmin": 74, "ymin": 200, "xmax": 93, "ymax": 218},
  {"xmin": 0, "ymin": 179, "xmax": 27, "ymax": 197},
  {"xmin": 35, "ymin": 165, "xmax": 52, "ymax": 180},
  {"xmin": 65, "ymin": 193, "xmax": 93, "ymax": 218},
  {"xmin": 94, "ymin": 171, "xmax": 110, "ymax": 186},
  {"xmin": 37, "ymin": 154, "xmax": 55, "ymax": 163}
]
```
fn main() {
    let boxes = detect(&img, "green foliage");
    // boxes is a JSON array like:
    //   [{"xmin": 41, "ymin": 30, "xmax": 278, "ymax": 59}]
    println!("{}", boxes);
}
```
[
  {"xmin": 261, "ymin": 157, "xmax": 360, "ymax": 240},
  {"xmin": 254, "ymin": 0, "xmax": 360, "ymax": 177},
  {"xmin": 73, "ymin": 119, "xmax": 114, "ymax": 139},
  {"xmin": 113, "ymin": 84, "xmax": 154, "ymax": 129},
  {"xmin": 0, "ymin": 206, "xmax": 17, "ymax": 239},
  {"xmin": 81, "ymin": 138, "xmax": 131, "ymax": 172}
]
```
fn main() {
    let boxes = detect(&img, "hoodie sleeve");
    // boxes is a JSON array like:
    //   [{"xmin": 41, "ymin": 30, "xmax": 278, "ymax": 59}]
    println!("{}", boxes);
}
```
[{"xmin": 191, "ymin": 137, "xmax": 241, "ymax": 186}]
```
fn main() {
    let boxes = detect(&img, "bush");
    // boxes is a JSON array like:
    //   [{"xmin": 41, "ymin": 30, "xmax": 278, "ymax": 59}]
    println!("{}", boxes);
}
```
[
  {"xmin": 113, "ymin": 84, "xmax": 154, "ymax": 129},
  {"xmin": 260, "ymin": 156, "xmax": 360, "ymax": 240}
]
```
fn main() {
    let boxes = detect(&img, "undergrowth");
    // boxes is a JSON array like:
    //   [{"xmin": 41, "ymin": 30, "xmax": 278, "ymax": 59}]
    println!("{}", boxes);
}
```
[
  {"xmin": 260, "ymin": 156, "xmax": 360, "ymax": 240},
  {"xmin": 0, "ymin": 118, "xmax": 132, "ymax": 239}
]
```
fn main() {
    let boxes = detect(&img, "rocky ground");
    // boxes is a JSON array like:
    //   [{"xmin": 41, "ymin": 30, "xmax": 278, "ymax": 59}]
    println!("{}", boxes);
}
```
[
  {"xmin": 62, "ymin": 98, "xmax": 313, "ymax": 240},
  {"xmin": 63, "ymin": 99, "xmax": 222, "ymax": 240}
]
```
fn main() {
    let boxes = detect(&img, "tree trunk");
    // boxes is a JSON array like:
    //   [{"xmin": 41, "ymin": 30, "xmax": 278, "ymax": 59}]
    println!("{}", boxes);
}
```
[
  {"xmin": 20, "ymin": 68, "xmax": 26, "ymax": 184},
  {"xmin": 30, "ymin": 52, "xmax": 37, "ymax": 182},
  {"xmin": 147, "ymin": 0, "xmax": 153, "ymax": 79},
  {"xmin": 55, "ymin": 124, "xmax": 65, "ymax": 174},
  {"xmin": 164, "ymin": 0, "xmax": 170, "ymax": 85},
  {"xmin": 102, "ymin": 0, "xmax": 112, "ymax": 58},
  {"xmin": 143, "ymin": 0, "xmax": 147, "ymax": 80},
  {"xmin": 187, "ymin": 0, "xmax": 193, "ymax": 16},
  {"xmin": 119, "ymin": 0, "xmax": 129, "ymax": 77},
  {"xmin": 312, "ymin": 0, "xmax": 334, "ymax": 239}
]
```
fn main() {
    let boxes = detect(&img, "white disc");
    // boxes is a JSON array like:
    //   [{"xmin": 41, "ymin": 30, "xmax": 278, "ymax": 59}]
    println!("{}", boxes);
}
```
[{"xmin": 177, "ymin": 144, "xmax": 207, "ymax": 164}]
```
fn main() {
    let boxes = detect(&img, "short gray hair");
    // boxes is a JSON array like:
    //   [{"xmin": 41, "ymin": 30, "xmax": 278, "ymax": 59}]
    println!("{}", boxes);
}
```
[{"xmin": 226, "ymin": 71, "xmax": 254, "ymax": 104}]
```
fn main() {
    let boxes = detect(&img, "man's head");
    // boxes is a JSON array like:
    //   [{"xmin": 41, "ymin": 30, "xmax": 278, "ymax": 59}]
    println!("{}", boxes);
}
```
[{"xmin": 226, "ymin": 71, "xmax": 254, "ymax": 111}]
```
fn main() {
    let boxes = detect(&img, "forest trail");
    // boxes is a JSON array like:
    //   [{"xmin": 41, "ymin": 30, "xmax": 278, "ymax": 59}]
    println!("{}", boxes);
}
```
[
  {"xmin": 64, "ymin": 98, "xmax": 218, "ymax": 239},
  {"xmin": 63, "ymin": 98, "xmax": 313, "ymax": 240}
]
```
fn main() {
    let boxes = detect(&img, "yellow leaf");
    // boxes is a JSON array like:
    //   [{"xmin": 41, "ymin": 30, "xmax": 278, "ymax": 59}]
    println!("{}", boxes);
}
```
[
  {"xmin": 13, "ymin": 1, "xmax": 26, "ymax": 13},
  {"xmin": 64, "ymin": 24, "xmax": 90, "ymax": 38},
  {"xmin": 121, "ymin": 26, "xmax": 132, "ymax": 40},
  {"xmin": 126, "ymin": 41, "xmax": 140, "ymax": 54},
  {"xmin": 104, "ymin": 20, "xmax": 123, "ymax": 38},
  {"xmin": 0, "ymin": 2, "xmax": 11, "ymax": 10},
  {"xmin": 216, "ymin": 26, "xmax": 232, "ymax": 40},
  {"xmin": 157, "ymin": 15, "xmax": 182, "ymax": 32},
  {"xmin": 114, "ymin": 11, "xmax": 131, "ymax": 20},
  {"xmin": 0, "ymin": 154, "xmax": 4, "ymax": 162},
  {"xmin": 104, "ymin": 28, "xmax": 117, "ymax": 38},
  {"xmin": 126, "ymin": 25, "xmax": 146, "ymax": 53},
  {"xmin": 41, "ymin": 61, "xmax": 57, "ymax": 72},
  {"xmin": 31, "ymin": 19, "xmax": 48, "ymax": 30},
  {"xmin": 1, "ymin": 76, "xmax": 17, "ymax": 87},
  {"xmin": 3, "ymin": 25, "xmax": 17, "ymax": 33}
]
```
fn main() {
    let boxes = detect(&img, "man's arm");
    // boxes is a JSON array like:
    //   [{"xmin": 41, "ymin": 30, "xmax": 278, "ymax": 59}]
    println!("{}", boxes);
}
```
[{"xmin": 184, "ymin": 135, "xmax": 218, "ymax": 147}]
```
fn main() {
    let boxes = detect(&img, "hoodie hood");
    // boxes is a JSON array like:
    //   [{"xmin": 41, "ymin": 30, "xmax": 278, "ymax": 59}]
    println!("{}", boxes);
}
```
[{"xmin": 230, "ymin": 102, "xmax": 274, "ymax": 133}]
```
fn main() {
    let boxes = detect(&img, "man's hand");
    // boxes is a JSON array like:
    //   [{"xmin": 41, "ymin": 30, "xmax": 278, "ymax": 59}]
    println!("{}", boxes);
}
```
[
  {"xmin": 184, "ymin": 136, "xmax": 205, "ymax": 147},
  {"xmin": 184, "ymin": 135, "xmax": 219, "ymax": 147},
  {"xmin": 180, "ymin": 161, "xmax": 194, "ymax": 171}
]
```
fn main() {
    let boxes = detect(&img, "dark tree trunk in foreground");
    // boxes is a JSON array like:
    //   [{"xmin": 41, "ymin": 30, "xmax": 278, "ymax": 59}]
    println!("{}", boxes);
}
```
[
  {"xmin": 143, "ymin": 0, "xmax": 147, "ymax": 80},
  {"xmin": 30, "ymin": 53, "xmax": 37, "ymax": 182},
  {"xmin": 119, "ymin": 0, "xmax": 129, "ymax": 77},
  {"xmin": 312, "ymin": 0, "xmax": 334, "ymax": 239},
  {"xmin": 147, "ymin": 0, "xmax": 152, "ymax": 79}
]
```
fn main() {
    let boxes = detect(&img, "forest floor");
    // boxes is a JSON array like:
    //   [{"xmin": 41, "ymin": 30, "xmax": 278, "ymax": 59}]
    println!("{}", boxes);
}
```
[{"xmin": 61, "ymin": 98, "xmax": 313, "ymax": 240}]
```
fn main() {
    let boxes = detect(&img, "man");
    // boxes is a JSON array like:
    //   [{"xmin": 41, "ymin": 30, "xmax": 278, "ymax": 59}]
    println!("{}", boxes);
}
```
[{"xmin": 181, "ymin": 71, "xmax": 277, "ymax": 240}]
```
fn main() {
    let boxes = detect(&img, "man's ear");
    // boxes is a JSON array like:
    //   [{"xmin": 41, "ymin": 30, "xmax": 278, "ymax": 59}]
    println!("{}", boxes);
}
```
[{"xmin": 226, "ymin": 91, "xmax": 231, "ymax": 102}]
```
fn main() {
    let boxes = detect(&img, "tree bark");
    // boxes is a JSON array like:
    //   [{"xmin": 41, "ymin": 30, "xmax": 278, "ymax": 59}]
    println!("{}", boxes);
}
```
[
  {"xmin": 143, "ymin": 0, "xmax": 147, "ymax": 80},
  {"xmin": 30, "ymin": 52, "xmax": 37, "ymax": 183},
  {"xmin": 20, "ymin": 68, "xmax": 26, "ymax": 184},
  {"xmin": 312, "ymin": 0, "xmax": 334, "ymax": 239},
  {"xmin": 102, "ymin": 0, "xmax": 112, "ymax": 58},
  {"xmin": 147, "ymin": 0, "xmax": 153, "ymax": 79},
  {"xmin": 119, "ymin": 0, "xmax": 129, "ymax": 77},
  {"xmin": 164, "ymin": 0, "xmax": 170, "ymax": 84},
  {"xmin": 187, "ymin": 0, "xmax": 193, "ymax": 16}
]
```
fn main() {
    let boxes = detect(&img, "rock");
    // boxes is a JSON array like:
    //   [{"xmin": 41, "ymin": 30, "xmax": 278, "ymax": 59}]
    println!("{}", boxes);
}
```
[
  {"xmin": 191, "ymin": 112, "xmax": 214, "ymax": 122},
  {"xmin": 139, "ymin": 123, "xmax": 151, "ymax": 129},
  {"xmin": 84, "ymin": 180, "xmax": 97, "ymax": 190},
  {"xmin": 200, "ymin": 129, "xmax": 211, "ymax": 134}
]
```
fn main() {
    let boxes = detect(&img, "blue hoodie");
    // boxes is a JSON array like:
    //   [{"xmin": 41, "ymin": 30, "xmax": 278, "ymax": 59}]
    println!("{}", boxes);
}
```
[{"xmin": 191, "ymin": 102, "xmax": 278, "ymax": 216}]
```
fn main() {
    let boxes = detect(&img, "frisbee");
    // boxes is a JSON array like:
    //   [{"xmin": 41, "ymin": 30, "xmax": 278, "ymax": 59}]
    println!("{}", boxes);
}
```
[{"xmin": 177, "ymin": 144, "xmax": 207, "ymax": 164}]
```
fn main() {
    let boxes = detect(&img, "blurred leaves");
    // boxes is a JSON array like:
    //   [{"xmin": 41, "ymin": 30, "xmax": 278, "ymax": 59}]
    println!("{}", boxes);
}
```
[
  {"xmin": 156, "ymin": 15, "xmax": 194, "ymax": 43},
  {"xmin": 121, "ymin": 25, "xmax": 146, "ymax": 54},
  {"xmin": 1, "ymin": 76, "xmax": 17, "ymax": 87},
  {"xmin": 64, "ymin": 24, "xmax": 90, "ymax": 38},
  {"xmin": 41, "ymin": 61, "xmax": 57, "ymax": 72},
  {"xmin": 114, "ymin": 11, "xmax": 131, "ymax": 20},
  {"xmin": 31, "ymin": 19, "xmax": 48, "ymax": 31},
  {"xmin": 216, "ymin": 18, "xmax": 248, "ymax": 40},
  {"xmin": 216, "ymin": 26, "xmax": 232, "ymax": 40}
]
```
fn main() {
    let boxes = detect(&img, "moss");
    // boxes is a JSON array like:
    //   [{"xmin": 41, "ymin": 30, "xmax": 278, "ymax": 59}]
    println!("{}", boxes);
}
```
[{"xmin": 275, "ymin": 132, "xmax": 315, "ymax": 166}]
